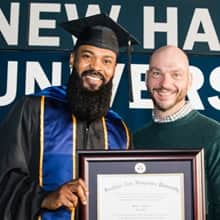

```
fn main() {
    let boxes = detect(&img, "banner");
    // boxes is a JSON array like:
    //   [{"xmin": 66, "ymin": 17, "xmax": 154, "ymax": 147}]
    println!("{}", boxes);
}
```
[{"xmin": 0, "ymin": 0, "xmax": 220, "ymax": 132}]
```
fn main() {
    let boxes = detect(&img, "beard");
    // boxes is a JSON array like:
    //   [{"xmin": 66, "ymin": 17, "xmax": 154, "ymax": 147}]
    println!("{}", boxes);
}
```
[{"xmin": 67, "ymin": 68, "xmax": 112, "ymax": 122}]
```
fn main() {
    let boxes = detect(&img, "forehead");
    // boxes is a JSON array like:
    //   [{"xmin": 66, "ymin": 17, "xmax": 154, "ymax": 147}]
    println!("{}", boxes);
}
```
[
  {"xmin": 77, "ymin": 44, "xmax": 117, "ymax": 58},
  {"xmin": 149, "ymin": 47, "xmax": 189, "ymax": 72}
]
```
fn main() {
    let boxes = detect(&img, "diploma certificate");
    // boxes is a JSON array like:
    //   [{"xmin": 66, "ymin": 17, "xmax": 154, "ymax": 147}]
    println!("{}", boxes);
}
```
[
  {"xmin": 77, "ymin": 149, "xmax": 205, "ymax": 220},
  {"xmin": 97, "ymin": 174, "xmax": 184, "ymax": 220}
]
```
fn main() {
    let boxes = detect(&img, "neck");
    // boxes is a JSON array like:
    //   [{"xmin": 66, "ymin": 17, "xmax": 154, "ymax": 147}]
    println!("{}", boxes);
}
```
[{"xmin": 154, "ymin": 100, "xmax": 186, "ymax": 120}]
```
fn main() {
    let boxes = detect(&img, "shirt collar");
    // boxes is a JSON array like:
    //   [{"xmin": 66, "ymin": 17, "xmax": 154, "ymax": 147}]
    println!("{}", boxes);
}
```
[{"xmin": 152, "ymin": 101, "xmax": 193, "ymax": 123}]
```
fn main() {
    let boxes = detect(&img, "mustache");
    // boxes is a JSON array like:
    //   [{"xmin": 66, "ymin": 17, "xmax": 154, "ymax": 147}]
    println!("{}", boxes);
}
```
[{"xmin": 81, "ymin": 69, "xmax": 105, "ymax": 83}]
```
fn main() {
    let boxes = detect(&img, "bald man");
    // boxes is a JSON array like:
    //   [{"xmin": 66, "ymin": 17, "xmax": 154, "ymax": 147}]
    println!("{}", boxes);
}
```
[{"xmin": 134, "ymin": 45, "xmax": 220, "ymax": 220}]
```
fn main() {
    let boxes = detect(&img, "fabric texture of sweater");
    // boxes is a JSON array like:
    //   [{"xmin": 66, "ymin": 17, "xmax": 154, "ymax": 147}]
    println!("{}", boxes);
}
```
[{"xmin": 134, "ymin": 110, "xmax": 220, "ymax": 220}]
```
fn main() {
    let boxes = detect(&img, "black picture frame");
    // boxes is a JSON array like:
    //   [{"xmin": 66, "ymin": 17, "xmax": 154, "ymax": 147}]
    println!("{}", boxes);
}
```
[{"xmin": 77, "ymin": 149, "xmax": 205, "ymax": 220}]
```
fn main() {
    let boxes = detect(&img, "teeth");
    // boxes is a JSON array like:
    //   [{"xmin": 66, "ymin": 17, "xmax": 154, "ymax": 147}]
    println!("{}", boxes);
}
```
[
  {"xmin": 157, "ymin": 90, "xmax": 172, "ymax": 95},
  {"xmin": 158, "ymin": 91, "xmax": 170, "ymax": 95},
  {"xmin": 87, "ymin": 75, "xmax": 100, "ymax": 81}
]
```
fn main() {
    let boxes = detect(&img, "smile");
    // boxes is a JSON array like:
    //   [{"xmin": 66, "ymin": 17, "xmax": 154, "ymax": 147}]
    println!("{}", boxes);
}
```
[{"xmin": 86, "ymin": 75, "xmax": 102, "ymax": 81}]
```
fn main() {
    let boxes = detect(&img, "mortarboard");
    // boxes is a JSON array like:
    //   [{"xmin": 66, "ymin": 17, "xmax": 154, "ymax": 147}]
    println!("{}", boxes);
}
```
[
  {"xmin": 60, "ymin": 13, "xmax": 139, "ymax": 54},
  {"xmin": 61, "ymin": 14, "xmax": 139, "ymax": 101}
]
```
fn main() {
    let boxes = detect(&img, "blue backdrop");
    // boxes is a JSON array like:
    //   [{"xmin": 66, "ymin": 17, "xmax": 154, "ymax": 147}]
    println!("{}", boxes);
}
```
[{"xmin": 0, "ymin": 0, "xmax": 220, "ymax": 132}]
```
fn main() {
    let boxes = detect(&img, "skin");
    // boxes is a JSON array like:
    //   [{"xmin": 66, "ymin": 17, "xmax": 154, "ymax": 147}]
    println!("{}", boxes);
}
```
[
  {"xmin": 146, "ymin": 45, "xmax": 192, "ymax": 119},
  {"xmin": 41, "ymin": 44, "xmax": 117, "ymax": 211},
  {"xmin": 41, "ymin": 178, "xmax": 88, "ymax": 211},
  {"xmin": 72, "ymin": 44, "xmax": 117, "ymax": 91}
]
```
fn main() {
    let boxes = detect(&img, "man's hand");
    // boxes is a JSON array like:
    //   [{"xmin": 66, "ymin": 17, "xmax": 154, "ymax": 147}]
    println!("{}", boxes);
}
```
[{"xmin": 41, "ymin": 178, "xmax": 88, "ymax": 211}]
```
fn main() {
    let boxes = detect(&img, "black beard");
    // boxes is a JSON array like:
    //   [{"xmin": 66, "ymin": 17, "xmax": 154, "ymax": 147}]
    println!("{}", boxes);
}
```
[{"xmin": 66, "ymin": 68, "xmax": 112, "ymax": 122}]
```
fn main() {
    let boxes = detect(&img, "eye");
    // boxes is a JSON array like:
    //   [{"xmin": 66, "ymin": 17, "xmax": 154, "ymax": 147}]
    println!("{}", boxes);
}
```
[
  {"xmin": 103, "ymin": 58, "xmax": 113, "ymax": 65},
  {"xmin": 172, "ymin": 72, "xmax": 182, "ymax": 80},
  {"xmin": 82, "ymin": 53, "xmax": 91, "ymax": 59},
  {"xmin": 150, "ymin": 70, "xmax": 162, "ymax": 78}
]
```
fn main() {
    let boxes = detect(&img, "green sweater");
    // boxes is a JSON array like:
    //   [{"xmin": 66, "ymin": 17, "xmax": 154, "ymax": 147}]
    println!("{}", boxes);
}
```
[{"xmin": 134, "ymin": 110, "xmax": 220, "ymax": 220}]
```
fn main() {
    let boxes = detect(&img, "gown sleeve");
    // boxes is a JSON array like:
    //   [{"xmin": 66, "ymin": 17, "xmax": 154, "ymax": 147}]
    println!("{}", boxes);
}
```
[{"xmin": 0, "ymin": 96, "xmax": 47, "ymax": 219}]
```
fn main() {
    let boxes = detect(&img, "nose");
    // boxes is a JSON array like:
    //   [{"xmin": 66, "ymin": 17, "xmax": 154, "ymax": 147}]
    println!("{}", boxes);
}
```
[
  {"xmin": 159, "ymin": 73, "xmax": 172, "ymax": 88},
  {"xmin": 90, "ymin": 57, "xmax": 102, "ymax": 71}
]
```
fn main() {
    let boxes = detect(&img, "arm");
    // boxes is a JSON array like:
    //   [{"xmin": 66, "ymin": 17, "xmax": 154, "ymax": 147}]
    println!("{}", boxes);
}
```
[
  {"xmin": 0, "ymin": 96, "xmax": 46, "ymax": 219},
  {"xmin": 206, "ymin": 138, "xmax": 220, "ymax": 220}
]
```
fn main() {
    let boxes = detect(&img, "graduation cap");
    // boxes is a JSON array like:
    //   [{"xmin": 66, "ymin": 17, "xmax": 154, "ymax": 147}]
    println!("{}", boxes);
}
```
[
  {"xmin": 61, "ymin": 13, "xmax": 139, "ymax": 101},
  {"xmin": 60, "ymin": 13, "xmax": 139, "ymax": 54}
]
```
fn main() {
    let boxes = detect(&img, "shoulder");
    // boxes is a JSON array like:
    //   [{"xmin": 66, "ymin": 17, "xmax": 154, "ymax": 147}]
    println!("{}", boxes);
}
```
[
  {"xmin": 3, "ymin": 95, "xmax": 41, "ymax": 121},
  {"xmin": 105, "ymin": 109, "xmax": 130, "ymax": 129},
  {"xmin": 195, "ymin": 111, "xmax": 220, "ymax": 124},
  {"xmin": 35, "ymin": 86, "xmax": 67, "ymax": 103},
  {"xmin": 105, "ymin": 109, "xmax": 130, "ymax": 131},
  {"xmin": 193, "ymin": 111, "xmax": 220, "ymax": 132},
  {"xmin": 13, "ymin": 95, "xmax": 41, "ymax": 107},
  {"xmin": 134, "ymin": 121, "xmax": 154, "ymax": 136},
  {"xmin": 133, "ymin": 122, "xmax": 154, "ymax": 147},
  {"xmin": 0, "ymin": 95, "xmax": 42, "ymax": 139},
  {"xmin": 106, "ymin": 109, "xmax": 123, "ymax": 121}
]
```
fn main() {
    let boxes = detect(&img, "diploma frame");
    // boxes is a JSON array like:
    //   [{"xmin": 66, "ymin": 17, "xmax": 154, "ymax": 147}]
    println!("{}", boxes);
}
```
[{"xmin": 77, "ymin": 149, "xmax": 205, "ymax": 220}]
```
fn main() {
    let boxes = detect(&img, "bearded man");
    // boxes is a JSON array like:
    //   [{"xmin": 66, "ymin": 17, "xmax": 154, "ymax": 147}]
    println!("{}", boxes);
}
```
[{"xmin": 0, "ymin": 14, "xmax": 138, "ymax": 220}]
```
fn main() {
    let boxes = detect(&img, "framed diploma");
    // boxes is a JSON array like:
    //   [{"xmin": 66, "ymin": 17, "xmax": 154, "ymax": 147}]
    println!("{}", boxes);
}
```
[{"xmin": 77, "ymin": 149, "xmax": 205, "ymax": 220}]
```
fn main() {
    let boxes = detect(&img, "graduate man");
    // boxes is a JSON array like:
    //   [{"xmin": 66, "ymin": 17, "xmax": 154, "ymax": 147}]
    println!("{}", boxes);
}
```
[{"xmin": 0, "ymin": 14, "xmax": 138, "ymax": 220}]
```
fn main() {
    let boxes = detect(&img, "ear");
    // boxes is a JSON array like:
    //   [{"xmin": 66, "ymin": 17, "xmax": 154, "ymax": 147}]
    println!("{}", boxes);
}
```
[{"xmin": 69, "ymin": 52, "xmax": 75, "ymax": 67}]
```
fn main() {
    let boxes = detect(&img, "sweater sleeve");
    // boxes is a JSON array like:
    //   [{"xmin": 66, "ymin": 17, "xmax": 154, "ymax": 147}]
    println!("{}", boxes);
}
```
[
  {"xmin": 0, "ymin": 96, "xmax": 47, "ymax": 219},
  {"xmin": 205, "ymin": 137, "xmax": 220, "ymax": 220}
]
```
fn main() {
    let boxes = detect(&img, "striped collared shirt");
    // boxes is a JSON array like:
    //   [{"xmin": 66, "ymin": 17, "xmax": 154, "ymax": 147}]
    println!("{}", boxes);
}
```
[{"xmin": 152, "ymin": 101, "xmax": 193, "ymax": 123}]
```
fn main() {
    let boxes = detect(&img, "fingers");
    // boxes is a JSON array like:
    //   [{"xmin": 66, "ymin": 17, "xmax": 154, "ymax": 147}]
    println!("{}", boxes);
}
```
[
  {"xmin": 41, "ymin": 178, "xmax": 88, "ymax": 211},
  {"xmin": 41, "ymin": 185, "xmax": 79, "ymax": 210},
  {"xmin": 64, "ymin": 187, "xmax": 79, "ymax": 208},
  {"xmin": 68, "ymin": 178, "xmax": 89, "ymax": 205}
]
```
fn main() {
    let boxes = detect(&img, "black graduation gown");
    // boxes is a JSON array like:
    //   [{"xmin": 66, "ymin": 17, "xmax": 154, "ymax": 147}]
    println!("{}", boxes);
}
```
[
  {"xmin": 0, "ymin": 96, "xmax": 45, "ymax": 219},
  {"xmin": 0, "ymin": 95, "xmax": 130, "ymax": 219}
]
